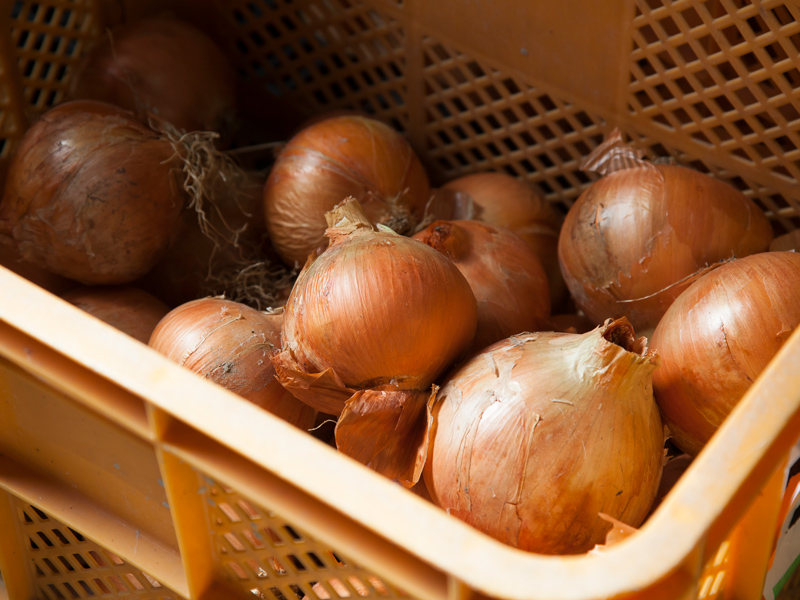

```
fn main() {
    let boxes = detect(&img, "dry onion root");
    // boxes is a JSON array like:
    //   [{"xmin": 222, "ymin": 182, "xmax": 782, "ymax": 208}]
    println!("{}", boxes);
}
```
[
  {"xmin": 651, "ymin": 251, "xmax": 800, "ymax": 456},
  {"xmin": 558, "ymin": 129, "xmax": 774, "ymax": 330},
  {"xmin": 424, "ymin": 318, "xmax": 663, "ymax": 554},
  {"xmin": 272, "ymin": 198, "xmax": 477, "ymax": 486},
  {"xmin": 149, "ymin": 298, "xmax": 316, "ymax": 430},
  {"xmin": 412, "ymin": 219, "xmax": 550, "ymax": 355}
]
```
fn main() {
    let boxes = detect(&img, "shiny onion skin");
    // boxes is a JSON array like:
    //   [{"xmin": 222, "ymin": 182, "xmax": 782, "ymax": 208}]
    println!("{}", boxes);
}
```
[
  {"xmin": 68, "ymin": 17, "xmax": 236, "ymax": 137},
  {"xmin": 650, "ymin": 252, "xmax": 800, "ymax": 456},
  {"xmin": 149, "ymin": 298, "xmax": 316, "ymax": 430},
  {"xmin": 442, "ymin": 173, "xmax": 567, "ymax": 310},
  {"xmin": 0, "ymin": 100, "xmax": 184, "ymax": 284},
  {"xmin": 61, "ymin": 286, "xmax": 170, "ymax": 344},
  {"xmin": 264, "ymin": 116, "xmax": 431, "ymax": 266},
  {"xmin": 424, "ymin": 319, "xmax": 663, "ymax": 554},
  {"xmin": 558, "ymin": 132, "xmax": 773, "ymax": 330},
  {"xmin": 412, "ymin": 219, "xmax": 550, "ymax": 355}
]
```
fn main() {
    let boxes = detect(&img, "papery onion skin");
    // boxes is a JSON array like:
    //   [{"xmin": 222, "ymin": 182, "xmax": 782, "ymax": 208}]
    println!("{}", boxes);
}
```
[
  {"xmin": 424, "ymin": 319, "xmax": 663, "ymax": 555},
  {"xmin": 68, "ymin": 17, "xmax": 236, "ymax": 137},
  {"xmin": 650, "ymin": 252, "xmax": 800, "ymax": 456},
  {"xmin": 412, "ymin": 219, "xmax": 550, "ymax": 355},
  {"xmin": 442, "ymin": 173, "xmax": 567, "ymax": 310},
  {"xmin": 149, "ymin": 298, "xmax": 316, "ymax": 430},
  {"xmin": 264, "ymin": 116, "xmax": 431, "ymax": 266},
  {"xmin": 558, "ymin": 164, "xmax": 773, "ymax": 330},
  {"xmin": 0, "ymin": 100, "xmax": 184, "ymax": 284},
  {"xmin": 281, "ymin": 215, "xmax": 477, "ymax": 392},
  {"xmin": 62, "ymin": 286, "xmax": 170, "ymax": 344}
]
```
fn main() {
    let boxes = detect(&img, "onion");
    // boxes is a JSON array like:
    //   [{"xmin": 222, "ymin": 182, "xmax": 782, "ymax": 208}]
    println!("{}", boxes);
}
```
[
  {"xmin": 149, "ymin": 298, "xmax": 316, "ymax": 430},
  {"xmin": 558, "ymin": 130, "xmax": 773, "ymax": 330},
  {"xmin": 770, "ymin": 230, "xmax": 800, "ymax": 252},
  {"xmin": 0, "ymin": 100, "xmax": 185, "ymax": 284},
  {"xmin": 264, "ymin": 116, "xmax": 431, "ymax": 266},
  {"xmin": 61, "ymin": 286, "xmax": 170, "ymax": 344},
  {"xmin": 0, "ymin": 242, "xmax": 74, "ymax": 295},
  {"xmin": 273, "ymin": 198, "xmax": 477, "ymax": 485},
  {"xmin": 412, "ymin": 219, "xmax": 550, "ymax": 355},
  {"xmin": 442, "ymin": 173, "xmax": 567, "ymax": 310},
  {"xmin": 650, "ymin": 251, "xmax": 800, "ymax": 456},
  {"xmin": 549, "ymin": 312, "xmax": 596, "ymax": 334},
  {"xmin": 424, "ymin": 318, "xmax": 663, "ymax": 554},
  {"xmin": 68, "ymin": 17, "xmax": 236, "ymax": 138}
]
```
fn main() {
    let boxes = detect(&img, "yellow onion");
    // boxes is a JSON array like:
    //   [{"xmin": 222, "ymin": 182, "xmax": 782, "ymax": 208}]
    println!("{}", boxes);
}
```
[
  {"xmin": 650, "ymin": 252, "xmax": 800, "ymax": 456},
  {"xmin": 61, "ymin": 286, "xmax": 170, "ymax": 344},
  {"xmin": 273, "ymin": 198, "xmax": 477, "ymax": 485},
  {"xmin": 550, "ymin": 312, "xmax": 596, "ymax": 334},
  {"xmin": 149, "ymin": 298, "xmax": 316, "ymax": 430},
  {"xmin": 0, "ymin": 100, "xmax": 184, "ymax": 284},
  {"xmin": 264, "ymin": 115, "xmax": 431, "ymax": 266},
  {"xmin": 770, "ymin": 230, "xmax": 800, "ymax": 252},
  {"xmin": 424, "ymin": 318, "xmax": 663, "ymax": 554},
  {"xmin": 68, "ymin": 17, "xmax": 236, "ymax": 138},
  {"xmin": 558, "ymin": 130, "xmax": 773, "ymax": 330},
  {"xmin": 442, "ymin": 173, "xmax": 567, "ymax": 310},
  {"xmin": 412, "ymin": 219, "xmax": 550, "ymax": 355}
]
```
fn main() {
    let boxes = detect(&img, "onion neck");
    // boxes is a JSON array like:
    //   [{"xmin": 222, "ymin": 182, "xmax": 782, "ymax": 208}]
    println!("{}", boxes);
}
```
[
  {"xmin": 417, "ymin": 220, "xmax": 471, "ymax": 262},
  {"xmin": 324, "ymin": 197, "xmax": 377, "ymax": 244}
]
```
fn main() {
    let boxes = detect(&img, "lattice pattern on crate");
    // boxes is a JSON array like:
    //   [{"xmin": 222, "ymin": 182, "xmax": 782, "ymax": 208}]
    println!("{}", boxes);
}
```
[
  {"xmin": 9, "ymin": 0, "xmax": 99, "ymax": 113},
  {"xmin": 12, "ymin": 498, "xmax": 176, "ymax": 599},
  {"xmin": 697, "ymin": 539, "xmax": 730, "ymax": 599},
  {"xmin": 201, "ymin": 476, "xmax": 407, "ymax": 599},
  {"xmin": 629, "ymin": 0, "xmax": 800, "ymax": 225},
  {"xmin": 419, "ymin": 36, "xmax": 607, "ymax": 213},
  {"xmin": 214, "ymin": 0, "xmax": 408, "ymax": 133},
  {"xmin": 0, "ymin": 22, "xmax": 23, "ymax": 161}
]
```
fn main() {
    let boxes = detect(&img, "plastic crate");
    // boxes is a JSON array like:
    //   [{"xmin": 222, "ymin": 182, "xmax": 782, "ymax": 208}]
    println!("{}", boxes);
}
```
[{"xmin": 1, "ymin": 1, "xmax": 800, "ymax": 599}]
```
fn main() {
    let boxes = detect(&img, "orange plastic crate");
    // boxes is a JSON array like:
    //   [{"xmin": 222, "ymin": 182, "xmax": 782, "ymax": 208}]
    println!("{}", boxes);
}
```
[{"xmin": 1, "ymin": 1, "xmax": 800, "ymax": 599}]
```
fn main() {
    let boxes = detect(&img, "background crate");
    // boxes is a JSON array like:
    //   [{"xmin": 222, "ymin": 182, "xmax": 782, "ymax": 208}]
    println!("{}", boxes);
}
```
[{"xmin": 1, "ymin": 1, "xmax": 800, "ymax": 599}]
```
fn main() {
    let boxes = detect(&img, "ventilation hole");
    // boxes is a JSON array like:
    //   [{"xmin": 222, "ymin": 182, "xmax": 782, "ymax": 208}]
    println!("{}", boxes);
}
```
[
  {"xmin": 271, "ymin": 587, "xmax": 289, "ymax": 600},
  {"xmin": 538, "ymin": 124, "xmax": 556, "ymax": 140},
  {"xmin": 48, "ymin": 584, "xmax": 66, "ymax": 599},
  {"xmin": 88, "ymin": 551, "xmax": 106, "ymax": 567},
  {"xmin": 502, "ymin": 137, "xmax": 518, "ymax": 152},
  {"xmin": 367, "ymin": 577, "xmax": 390, "ymax": 596},
  {"xmin": 289, "ymin": 584, "xmax": 306, "ymax": 600},
  {"xmin": 93, "ymin": 579, "xmax": 110, "ymax": 594},
  {"xmin": 329, "ymin": 552, "xmax": 347, "ymax": 567},
  {"xmin": 521, "ymin": 158, "xmax": 536, "ymax": 173},
  {"xmin": 108, "ymin": 575, "xmax": 128, "ymax": 593},
  {"xmin": 307, "ymin": 551, "xmax": 326, "ymax": 568},
  {"xmin": 57, "ymin": 556, "xmax": 75, "ymax": 571},
  {"xmin": 29, "ymin": 538, "xmax": 39, "ymax": 550},
  {"xmin": 37, "ymin": 532, "xmax": 55, "ymax": 547},
  {"xmin": 219, "ymin": 503, "xmax": 242, "ymax": 523},
  {"xmin": 634, "ymin": 90, "xmax": 655, "ymax": 108},
  {"xmin": 540, "ymin": 152, "xmax": 557, "ymax": 167},
  {"xmin": 502, "ymin": 108, "xmax": 519, "ymax": 125},
  {"xmin": 484, "ymin": 84, "xmax": 501, "ymax": 101},
  {"xmin": 243, "ymin": 529, "xmax": 266, "ymax": 550},
  {"xmin": 485, "ymin": 114, "xmax": 501, "ymax": 129},
  {"xmin": 247, "ymin": 559, "xmax": 270, "ymax": 578},
  {"xmin": 637, "ymin": 57, "xmax": 656, "ymax": 76},
  {"xmin": 287, "ymin": 554, "xmax": 306, "ymax": 571},
  {"xmin": 43, "ymin": 557, "xmax": 60, "ymax": 574},
  {"xmin": 142, "ymin": 572, "xmax": 161, "ymax": 588},
  {"xmin": 713, "ymin": 125, "xmax": 733, "ymax": 142},
  {"xmin": 639, "ymin": 23, "xmax": 657, "ymax": 44},
  {"xmin": 328, "ymin": 578, "xmax": 351, "ymax": 598},
  {"xmin": 269, "ymin": 556, "xmax": 288, "ymax": 575},
  {"xmin": 503, "ymin": 164, "xmax": 519, "ymax": 177},
  {"xmin": 106, "ymin": 551, "xmax": 124, "ymax": 565},
  {"xmin": 52, "ymin": 529, "xmax": 70, "ymax": 545},
  {"xmin": 23, "ymin": 510, "xmax": 33, "ymax": 523},
  {"xmin": 673, "ymin": 108, "xmax": 692, "ymax": 125},
  {"xmin": 35, "ymin": 563, "xmax": 45, "ymax": 576},
  {"xmin": 539, "ymin": 180, "xmax": 554, "ymax": 194},
  {"xmin": 77, "ymin": 580, "xmax": 94, "ymax": 596},
  {"xmin": 224, "ymin": 532, "xmax": 247, "ymax": 552},
  {"xmin": 16, "ymin": 29, "xmax": 29, "ymax": 49},
  {"xmin": 556, "ymin": 118, "xmax": 574, "ymax": 134},
  {"xmin": 32, "ymin": 506, "xmax": 49, "ymax": 520},
  {"xmin": 229, "ymin": 561, "xmax": 250, "ymax": 580},
  {"xmin": 438, "ymin": 156, "xmax": 454, "ymax": 170},
  {"xmin": 62, "ymin": 582, "xmax": 80, "ymax": 599},
  {"xmin": 487, "ymin": 142, "xmax": 502, "ymax": 157},
  {"xmin": 348, "ymin": 577, "xmax": 370, "ymax": 597},
  {"xmin": 654, "ymin": 83, "xmax": 673, "ymax": 101},
  {"xmin": 125, "ymin": 574, "xmax": 144, "ymax": 590}
]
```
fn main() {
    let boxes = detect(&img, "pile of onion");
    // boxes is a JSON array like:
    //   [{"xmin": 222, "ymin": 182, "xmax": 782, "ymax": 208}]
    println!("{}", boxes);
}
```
[
  {"xmin": 424, "ymin": 318, "xmax": 663, "ymax": 554},
  {"xmin": 650, "ymin": 251, "xmax": 800, "ymax": 456},
  {"xmin": 68, "ymin": 16, "xmax": 237, "ymax": 139},
  {"xmin": 441, "ymin": 173, "xmax": 567, "ymax": 310},
  {"xmin": 558, "ymin": 129, "xmax": 773, "ymax": 330},
  {"xmin": 62, "ymin": 286, "xmax": 170, "ymax": 344},
  {"xmin": 263, "ymin": 115, "xmax": 431, "ymax": 267},
  {"xmin": 0, "ymin": 100, "xmax": 185, "ymax": 284},
  {"xmin": 412, "ymin": 219, "xmax": 550, "ymax": 355},
  {"xmin": 149, "ymin": 297, "xmax": 316, "ymax": 430},
  {"xmin": 272, "ymin": 198, "xmax": 477, "ymax": 485}
]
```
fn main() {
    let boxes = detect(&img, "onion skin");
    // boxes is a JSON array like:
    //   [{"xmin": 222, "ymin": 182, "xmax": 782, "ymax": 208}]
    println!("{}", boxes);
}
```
[
  {"xmin": 558, "ymin": 164, "xmax": 773, "ymax": 330},
  {"xmin": 442, "ymin": 173, "xmax": 567, "ymax": 310},
  {"xmin": 149, "ymin": 298, "xmax": 316, "ymax": 430},
  {"xmin": 424, "ymin": 319, "xmax": 663, "ymax": 555},
  {"xmin": 412, "ymin": 219, "xmax": 550, "ymax": 355},
  {"xmin": 651, "ymin": 252, "xmax": 800, "ymax": 456},
  {"xmin": 61, "ymin": 286, "xmax": 170, "ymax": 344},
  {"xmin": 0, "ymin": 100, "xmax": 184, "ymax": 284},
  {"xmin": 68, "ymin": 17, "xmax": 236, "ymax": 136},
  {"xmin": 264, "ymin": 116, "xmax": 431, "ymax": 266}
]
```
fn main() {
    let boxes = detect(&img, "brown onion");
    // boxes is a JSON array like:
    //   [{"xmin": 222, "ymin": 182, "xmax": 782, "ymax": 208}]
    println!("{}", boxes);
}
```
[
  {"xmin": 442, "ymin": 173, "xmax": 567, "ymax": 310},
  {"xmin": 273, "ymin": 198, "xmax": 477, "ymax": 485},
  {"xmin": 62, "ymin": 286, "xmax": 170, "ymax": 344},
  {"xmin": 68, "ymin": 17, "xmax": 236, "ymax": 137},
  {"xmin": 650, "ymin": 251, "xmax": 800, "ymax": 456},
  {"xmin": 412, "ymin": 219, "xmax": 550, "ymax": 354},
  {"xmin": 770, "ymin": 230, "xmax": 800, "ymax": 252},
  {"xmin": 424, "ymin": 318, "xmax": 663, "ymax": 554},
  {"xmin": 264, "ymin": 116, "xmax": 431, "ymax": 266},
  {"xmin": 549, "ymin": 312, "xmax": 596, "ymax": 334},
  {"xmin": 0, "ymin": 100, "xmax": 185, "ymax": 284},
  {"xmin": 0, "ymin": 242, "xmax": 74, "ymax": 295},
  {"xmin": 558, "ymin": 130, "xmax": 773, "ymax": 330},
  {"xmin": 149, "ymin": 298, "xmax": 316, "ymax": 430}
]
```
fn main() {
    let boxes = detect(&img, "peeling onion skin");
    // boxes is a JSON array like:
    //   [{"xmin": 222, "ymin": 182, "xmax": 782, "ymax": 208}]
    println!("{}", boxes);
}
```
[
  {"xmin": 412, "ymin": 219, "xmax": 550, "ymax": 355},
  {"xmin": 68, "ymin": 17, "xmax": 237, "ymax": 137},
  {"xmin": 0, "ymin": 100, "xmax": 184, "ymax": 284},
  {"xmin": 442, "ymin": 173, "xmax": 567, "ymax": 310},
  {"xmin": 61, "ymin": 286, "xmax": 170, "ymax": 344},
  {"xmin": 651, "ymin": 252, "xmax": 800, "ymax": 456},
  {"xmin": 149, "ymin": 298, "xmax": 316, "ymax": 430},
  {"xmin": 558, "ymin": 165, "xmax": 773, "ymax": 330},
  {"xmin": 264, "ymin": 116, "xmax": 431, "ymax": 266},
  {"xmin": 424, "ymin": 319, "xmax": 663, "ymax": 555}
]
